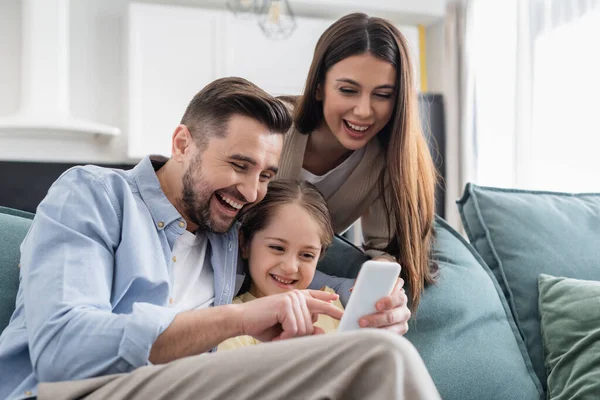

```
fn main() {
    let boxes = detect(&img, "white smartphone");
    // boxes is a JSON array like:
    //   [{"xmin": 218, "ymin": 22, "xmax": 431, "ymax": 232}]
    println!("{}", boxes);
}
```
[{"xmin": 338, "ymin": 260, "xmax": 402, "ymax": 332}]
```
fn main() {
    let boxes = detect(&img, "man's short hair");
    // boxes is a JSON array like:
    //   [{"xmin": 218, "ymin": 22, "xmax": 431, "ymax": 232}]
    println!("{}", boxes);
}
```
[{"xmin": 180, "ymin": 77, "xmax": 292, "ymax": 146}]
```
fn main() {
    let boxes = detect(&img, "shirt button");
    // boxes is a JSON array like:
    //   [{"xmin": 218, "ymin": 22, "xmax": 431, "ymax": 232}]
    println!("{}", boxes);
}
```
[
  {"xmin": 157, "ymin": 221, "xmax": 165, "ymax": 228},
  {"xmin": 17, "ymin": 263, "xmax": 21, "ymax": 268},
  {"xmin": 178, "ymin": 221, "xmax": 185, "ymax": 228},
  {"xmin": 169, "ymin": 298, "xmax": 174, "ymax": 305},
  {"xmin": 228, "ymin": 241, "xmax": 233, "ymax": 251},
  {"xmin": 24, "ymin": 391, "xmax": 32, "ymax": 397},
  {"xmin": 172, "ymin": 256, "xmax": 177, "ymax": 262}
]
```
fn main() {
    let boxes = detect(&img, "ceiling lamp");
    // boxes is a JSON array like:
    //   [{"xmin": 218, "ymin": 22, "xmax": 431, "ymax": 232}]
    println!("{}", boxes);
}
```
[{"xmin": 258, "ymin": 0, "xmax": 297, "ymax": 40}]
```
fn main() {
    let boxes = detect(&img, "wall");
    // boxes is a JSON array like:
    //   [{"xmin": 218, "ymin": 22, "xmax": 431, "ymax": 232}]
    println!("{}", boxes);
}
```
[
  {"xmin": 0, "ymin": 0, "xmax": 131, "ymax": 164},
  {"xmin": 0, "ymin": 0, "xmax": 22, "ymax": 116},
  {"xmin": 425, "ymin": 19, "xmax": 446, "ymax": 96}
]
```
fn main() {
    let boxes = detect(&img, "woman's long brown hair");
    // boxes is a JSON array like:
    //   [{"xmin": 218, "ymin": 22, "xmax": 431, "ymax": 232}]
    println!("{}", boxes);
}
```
[{"xmin": 293, "ymin": 13, "xmax": 438, "ymax": 310}]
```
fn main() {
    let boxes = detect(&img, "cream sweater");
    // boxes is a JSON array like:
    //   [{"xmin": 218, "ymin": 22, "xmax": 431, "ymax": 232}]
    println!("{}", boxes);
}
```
[{"xmin": 277, "ymin": 126, "xmax": 394, "ymax": 260}]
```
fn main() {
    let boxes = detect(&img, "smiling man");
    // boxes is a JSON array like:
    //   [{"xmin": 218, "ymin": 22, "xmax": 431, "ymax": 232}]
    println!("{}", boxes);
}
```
[{"xmin": 0, "ymin": 77, "xmax": 440, "ymax": 400}]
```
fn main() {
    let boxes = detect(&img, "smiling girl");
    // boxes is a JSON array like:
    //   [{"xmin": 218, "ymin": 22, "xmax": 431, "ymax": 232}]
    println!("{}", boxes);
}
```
[{"xmin": 218, "ymin": 180, "xmax": 344, "ymax": 351}]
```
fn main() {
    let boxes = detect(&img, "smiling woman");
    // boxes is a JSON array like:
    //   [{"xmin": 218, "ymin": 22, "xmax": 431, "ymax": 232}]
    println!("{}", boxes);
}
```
[
  {"xmin": 314, "ymin": 55, "xmax": 396, "ymax": 155},
  {"xmin": 277, "ymin": 13, "xmax": 438, "ymax": 311}
]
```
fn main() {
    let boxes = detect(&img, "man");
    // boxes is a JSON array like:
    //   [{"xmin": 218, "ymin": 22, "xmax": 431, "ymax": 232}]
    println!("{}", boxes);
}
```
[{"xmin": 0, "ymin": 77, "xmax": 440, "ymax": 400}]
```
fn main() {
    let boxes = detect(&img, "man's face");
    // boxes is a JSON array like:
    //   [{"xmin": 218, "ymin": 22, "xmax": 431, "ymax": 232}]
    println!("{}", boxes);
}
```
[{"xmin": 180, "ymin": 115, "xmax": 283, "ymax": 233}]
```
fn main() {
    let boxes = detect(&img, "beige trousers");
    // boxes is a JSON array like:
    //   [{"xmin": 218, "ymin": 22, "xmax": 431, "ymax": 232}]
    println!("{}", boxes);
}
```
[{"xmin": 38, "ymin": 330, "xmax": 440, "ymax": 400}]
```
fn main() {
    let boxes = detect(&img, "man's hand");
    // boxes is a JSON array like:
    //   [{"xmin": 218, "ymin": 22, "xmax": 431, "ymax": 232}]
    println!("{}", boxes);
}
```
[
  {"xmin": 236, "ymin": 290, "xmax": 343, "ymax": 342},
  {"xmin": 357, "ymin": 277, "xmax": 411, "ymax": 335}
]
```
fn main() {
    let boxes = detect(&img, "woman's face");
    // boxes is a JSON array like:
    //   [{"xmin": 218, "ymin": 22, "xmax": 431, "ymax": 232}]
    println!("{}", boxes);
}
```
[
  {"xmin": 318, "ymin": 53, "xmax": 396, "ymax": 150},
  {"xmin": 244, "ymin": 203, "xmax": 323, "ymax": 298}
]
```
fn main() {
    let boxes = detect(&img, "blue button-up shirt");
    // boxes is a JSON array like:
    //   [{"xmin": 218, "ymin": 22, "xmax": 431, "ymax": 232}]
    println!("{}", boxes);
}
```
[{"xmin": 0, "ymin": 156, "xmax": 243, "ymax": 400}]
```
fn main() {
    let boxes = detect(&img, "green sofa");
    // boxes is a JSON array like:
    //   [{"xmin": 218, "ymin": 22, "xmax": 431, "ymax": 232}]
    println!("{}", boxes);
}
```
[{"xmin": 2, "ymin": 183, "xmax": 599, "ymax": 399}]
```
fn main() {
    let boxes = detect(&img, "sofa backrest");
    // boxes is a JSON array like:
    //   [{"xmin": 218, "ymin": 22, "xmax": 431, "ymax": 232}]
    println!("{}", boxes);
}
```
[{"xmin": 0, "ymin": 207, "xmax": 33, "ymax": 332}]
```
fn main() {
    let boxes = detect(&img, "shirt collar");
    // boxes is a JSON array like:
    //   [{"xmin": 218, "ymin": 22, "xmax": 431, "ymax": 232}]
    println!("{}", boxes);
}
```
[{"xmin": 131, "ymin": 155, "xmax": 183, "ymax": 230}]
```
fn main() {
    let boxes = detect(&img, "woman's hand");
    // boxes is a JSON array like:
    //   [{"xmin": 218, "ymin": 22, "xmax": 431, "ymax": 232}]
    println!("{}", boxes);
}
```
[
  {"xmin": 347, "ymin": 257, "xmax": 410, "ymax": 335},
  {"xmin": 357, "ymin": 277, "xmax": 411, "ymax": 335}
]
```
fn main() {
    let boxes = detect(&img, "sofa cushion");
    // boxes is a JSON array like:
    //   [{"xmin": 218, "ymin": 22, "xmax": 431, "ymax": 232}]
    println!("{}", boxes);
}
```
[
  {"xmin": 0, "ymin": 207, "xmax": 33, "ymax": 332},
  {"xmin": 317, "ymin": 234, "xmax": 367, "ymax": 279},
  {"xmin": 538, "ymin": 274, "xmax": 600, "ymax": 400},
  {"xmin": 457, "ymin": 183, "xmax": 600, "ymax": 390},
  {"xmin": 404, "ymin": 217, "xmax": 542, "ymax": 399}
]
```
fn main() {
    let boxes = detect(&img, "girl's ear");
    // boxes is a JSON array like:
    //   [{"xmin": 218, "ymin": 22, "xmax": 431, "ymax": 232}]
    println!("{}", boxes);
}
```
[
  {"xmin": 239, "ymin": 231, "xmax": 249, "ymax": 259},
  {"xmin": 315, "ymin": 83, "xmax": 323, "ymax": 101}
]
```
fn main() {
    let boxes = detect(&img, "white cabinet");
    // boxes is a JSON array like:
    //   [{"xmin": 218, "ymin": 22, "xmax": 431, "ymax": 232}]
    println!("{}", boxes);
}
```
[
  {"xmin": 127, "ymin": 3, "xmax": 337, "ymax": 158},
  {"xmin": 223, "ymin": 14, "xmax": 335, "ymax": 96},
  {"xmin": 128, "ymin": 4, "xmax": 225, "ymax": 158}
]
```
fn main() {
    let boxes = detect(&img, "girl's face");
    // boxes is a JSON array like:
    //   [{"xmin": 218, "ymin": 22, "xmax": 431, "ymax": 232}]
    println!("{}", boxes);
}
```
[
  {"xmin": 317, "ymin": 53, "xmax": 396, "ymax": 150},
  {"xmin": 244, "ymin": 203, "xmax": 324, "ymax": 298}
]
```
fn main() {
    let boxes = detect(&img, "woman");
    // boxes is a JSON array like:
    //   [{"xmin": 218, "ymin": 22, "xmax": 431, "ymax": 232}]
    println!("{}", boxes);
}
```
[{"xmin": 278, "ymin": 13, "xmax": 438, "ymax": 311}]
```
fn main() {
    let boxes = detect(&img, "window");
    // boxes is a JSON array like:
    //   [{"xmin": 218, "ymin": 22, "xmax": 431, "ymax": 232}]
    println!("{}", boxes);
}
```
[{"xmin": 471, "ymin": 1, "xmax": 600, "ymax": 192}]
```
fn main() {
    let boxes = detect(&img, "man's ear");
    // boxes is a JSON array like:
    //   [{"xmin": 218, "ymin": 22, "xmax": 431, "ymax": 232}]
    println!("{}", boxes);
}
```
[
  {"xmin": 239, "ymin": 231, "xmax": 249, "ymax": 259},
  {"xmin": 171, "ymin": 124, "xmax": 194, "ymax": 162},
  {"xmin": 315, "ymin": 83, "xmax": 323, "ymax": 101}
]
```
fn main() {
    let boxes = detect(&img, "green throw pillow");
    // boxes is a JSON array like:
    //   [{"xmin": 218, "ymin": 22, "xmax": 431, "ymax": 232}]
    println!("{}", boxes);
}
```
[
  {"xmin": 538, "ymin": 274, "xmax": 600, "ymax": 400},
  {"xmin": 403, "ymin": 217, "xmax": 543, "ymax": 399},
  {"xmin": 457, "ymin": 183, "xmax": 600, "ymax": 391}
]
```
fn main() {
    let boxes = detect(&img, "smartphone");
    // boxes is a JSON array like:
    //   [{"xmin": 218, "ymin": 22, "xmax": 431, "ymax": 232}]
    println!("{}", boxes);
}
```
[{"xmin": 338, "ymin": 260, "xmax": 402, "ymax": 332}]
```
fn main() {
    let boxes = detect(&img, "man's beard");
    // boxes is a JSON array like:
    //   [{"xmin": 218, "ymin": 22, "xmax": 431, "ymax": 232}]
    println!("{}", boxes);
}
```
[{"xmin": 180, "ymin": 157, "xmax": 238, "ymax": 233}]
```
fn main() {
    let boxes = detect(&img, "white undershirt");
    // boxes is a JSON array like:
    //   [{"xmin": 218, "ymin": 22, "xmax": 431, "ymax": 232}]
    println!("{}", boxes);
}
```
[
  {"xmin": 168, "ymin": 230, "xmax": 215, "ymax": 312},
  {"xmin": 300, "ymin": 146, "xmax": 366, "ymax": 199}
]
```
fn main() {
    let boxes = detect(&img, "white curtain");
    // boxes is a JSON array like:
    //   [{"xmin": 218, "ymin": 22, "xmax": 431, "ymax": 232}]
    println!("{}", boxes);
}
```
[
  {"xmin": 443, "ymin": 1, "xmax": 476, "ymax": 231},
  {"xmin": 470, "ymin": 0, "xmax": 600, "ymax": 192}
]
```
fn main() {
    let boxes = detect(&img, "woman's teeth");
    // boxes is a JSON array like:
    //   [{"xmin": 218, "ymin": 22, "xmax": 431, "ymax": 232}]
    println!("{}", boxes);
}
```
[
  {"xmin": 345, "ymin": 120, "xmax": 370, "ymax": 132},
  {"xmin": 217, "ymin": 192, "xmax": 243, "ymax": 210}
]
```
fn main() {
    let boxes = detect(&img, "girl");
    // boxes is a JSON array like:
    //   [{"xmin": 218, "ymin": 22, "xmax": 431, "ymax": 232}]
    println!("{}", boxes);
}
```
[
  {"xmin": 277, "ymin": 13, "xmax": 438, "ymax": 310},
  {"xmin": 218, "ymin": 179, "xmax": 344, "ymax": 351}
]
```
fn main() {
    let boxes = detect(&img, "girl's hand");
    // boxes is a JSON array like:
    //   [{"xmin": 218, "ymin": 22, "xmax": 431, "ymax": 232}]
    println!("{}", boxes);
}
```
[{"xmin": 238, "ymin": 289, "xmax": 343, "ymax": 342}]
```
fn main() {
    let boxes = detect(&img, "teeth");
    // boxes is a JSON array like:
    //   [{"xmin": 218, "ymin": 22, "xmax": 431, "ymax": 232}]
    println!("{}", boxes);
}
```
[
  {"xmin": 272, "ymin": 274, "xmax": 295, "ymax": 284},
  {"xmin": 218, "ymin": 192, "xmax": 243, "ymax": 209},
  {"xmin": 346, "ymin": 121, "xmax": 369, "ymax": 132}
]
